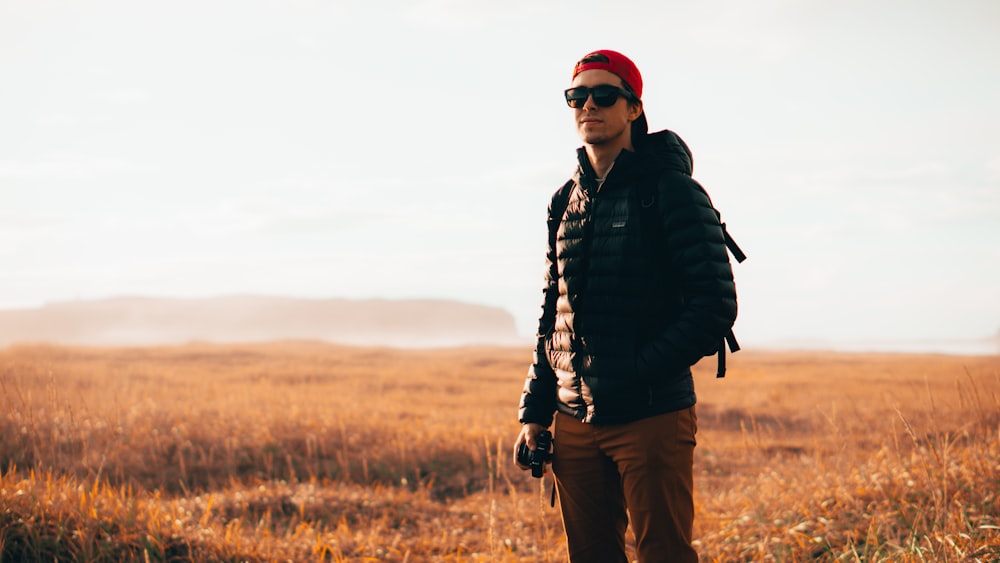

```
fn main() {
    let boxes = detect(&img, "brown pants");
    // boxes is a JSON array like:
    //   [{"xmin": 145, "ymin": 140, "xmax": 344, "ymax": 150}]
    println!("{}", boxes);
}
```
[{"xmin": 552, "ymin": 407, "xmax": 698, "ymax": 563}]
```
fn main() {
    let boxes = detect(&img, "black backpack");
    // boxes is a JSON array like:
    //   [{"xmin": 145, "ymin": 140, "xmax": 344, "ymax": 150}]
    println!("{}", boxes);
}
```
[{"xmin": 548, "ymin": 178, "xmax": 746, "ymax": 377}]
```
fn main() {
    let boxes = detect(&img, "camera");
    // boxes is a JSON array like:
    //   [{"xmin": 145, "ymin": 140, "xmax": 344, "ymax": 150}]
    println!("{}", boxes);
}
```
[{"xmin": 517, "ymin": 430, "xmax": 553, "ymax": 478}]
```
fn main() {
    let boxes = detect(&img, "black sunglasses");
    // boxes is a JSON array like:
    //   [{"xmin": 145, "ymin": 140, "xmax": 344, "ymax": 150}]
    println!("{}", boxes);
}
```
[{"xmin": 564, "ymin": 84, "xmax": 637, "ymax": 108}]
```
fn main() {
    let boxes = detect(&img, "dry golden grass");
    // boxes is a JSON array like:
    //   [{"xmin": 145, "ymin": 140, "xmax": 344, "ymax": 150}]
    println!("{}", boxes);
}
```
[{"xmin": 1, "ymin": 342, "xmax": 998, "ymax": 562}]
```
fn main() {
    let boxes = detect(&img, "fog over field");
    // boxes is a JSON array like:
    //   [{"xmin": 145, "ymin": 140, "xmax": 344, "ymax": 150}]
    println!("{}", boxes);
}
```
[
  {"xmin": 0, "ymin": 296, "xmax": 524, "ymax": 348},
  {"xmin": 1, "ymin": 295, "xmax": 997, "ymax": 355}
]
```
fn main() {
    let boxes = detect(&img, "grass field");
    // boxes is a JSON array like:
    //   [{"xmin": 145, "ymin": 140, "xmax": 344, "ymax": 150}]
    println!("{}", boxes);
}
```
[{"xmin": 1, "ymin": 342, "xmax": 998, "ymax": 562}]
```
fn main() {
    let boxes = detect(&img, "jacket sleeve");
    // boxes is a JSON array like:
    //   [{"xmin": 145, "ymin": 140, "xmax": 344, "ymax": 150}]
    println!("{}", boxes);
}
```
[
  {"xmin": 517, "ymin": 192, "xmax": 562, "ymax": 426},
  {"xmin": 636, "ymin": 173, "xmax": 738, "ymax": 375}
]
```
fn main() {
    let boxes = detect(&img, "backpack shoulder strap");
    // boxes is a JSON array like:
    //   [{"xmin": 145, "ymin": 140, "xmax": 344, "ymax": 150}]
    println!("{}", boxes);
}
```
[
  {"xmin": 547, "ymin": 180, "xmax": 575, "ymax": 246},
  {"xmin": 549, "ymin": 180, "xmax": 574, "ymax": 222}
]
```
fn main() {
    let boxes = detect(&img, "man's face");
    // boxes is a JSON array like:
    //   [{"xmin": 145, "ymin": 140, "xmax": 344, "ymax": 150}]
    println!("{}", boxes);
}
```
[{"xmin": 570, "ymin": 69, "xmax": 642, "ymax": 149}]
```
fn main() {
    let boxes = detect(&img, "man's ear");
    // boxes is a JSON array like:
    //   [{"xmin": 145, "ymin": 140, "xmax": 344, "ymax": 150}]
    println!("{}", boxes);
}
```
[{"xmin": 629, "ymin": 101, "xmax": 643, "ymax": 122}]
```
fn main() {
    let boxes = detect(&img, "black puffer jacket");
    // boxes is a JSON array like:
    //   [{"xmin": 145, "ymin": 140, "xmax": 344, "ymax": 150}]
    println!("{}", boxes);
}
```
[{"xmin": 519, "ymin": 130, "xmax": 737, "ymax": 425}]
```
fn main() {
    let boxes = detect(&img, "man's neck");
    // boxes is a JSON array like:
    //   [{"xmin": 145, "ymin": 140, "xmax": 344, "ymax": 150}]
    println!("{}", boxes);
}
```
[{"xmin": 585, "ymin": 140, "xmax": 631, "ymax": 179}]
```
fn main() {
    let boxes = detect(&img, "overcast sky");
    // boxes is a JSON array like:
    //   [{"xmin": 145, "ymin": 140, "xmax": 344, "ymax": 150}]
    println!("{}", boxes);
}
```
[{"xmin": 2, "ymin": 0, "xmax": 998, "ymax": 350}]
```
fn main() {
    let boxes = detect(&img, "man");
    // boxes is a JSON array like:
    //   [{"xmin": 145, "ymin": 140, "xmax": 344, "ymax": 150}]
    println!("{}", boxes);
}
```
[{"xmin": 514, "ymin": 50, "xmax": 738, "ymax": 562}]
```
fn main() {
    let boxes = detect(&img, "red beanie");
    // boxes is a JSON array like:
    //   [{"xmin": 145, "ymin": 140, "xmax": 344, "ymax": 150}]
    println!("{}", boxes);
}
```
[{"xmin": 572, "ymin": 50, "xmax": 643, "ymax": 99}]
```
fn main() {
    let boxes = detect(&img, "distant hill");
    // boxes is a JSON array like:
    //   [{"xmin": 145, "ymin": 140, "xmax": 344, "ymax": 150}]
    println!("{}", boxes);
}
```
[{"xmin": 0, "ymin": 296, "xmax": 526, "ymax": 348}]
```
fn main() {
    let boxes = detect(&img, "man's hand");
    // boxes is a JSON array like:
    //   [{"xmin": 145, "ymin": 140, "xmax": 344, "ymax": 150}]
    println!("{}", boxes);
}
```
[{"xmin": 513, "ymin": 422, "xmax": 549, "ymax": 469}]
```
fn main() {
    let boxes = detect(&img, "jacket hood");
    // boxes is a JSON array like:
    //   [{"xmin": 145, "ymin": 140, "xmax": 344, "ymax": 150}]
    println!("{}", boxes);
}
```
[
  {"xmin": 638, "ymin": 129, "xmax": 693, "ymax": 176},
  {"xmin": 574, "ymin": 129, "xmax": 693, "ymax": 190}
]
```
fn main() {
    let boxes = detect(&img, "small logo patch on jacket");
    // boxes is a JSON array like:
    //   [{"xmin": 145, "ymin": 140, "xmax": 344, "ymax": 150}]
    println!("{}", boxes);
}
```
[{"xmin": 612, "ymin": 220, "xmax": 627, "ymax": 228}]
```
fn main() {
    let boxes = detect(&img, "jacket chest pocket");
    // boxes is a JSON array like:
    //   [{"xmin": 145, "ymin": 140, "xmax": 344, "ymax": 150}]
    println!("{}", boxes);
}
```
[{"xmin": 592, "ymin": 193, "xmax": 645, "ymax": 261}]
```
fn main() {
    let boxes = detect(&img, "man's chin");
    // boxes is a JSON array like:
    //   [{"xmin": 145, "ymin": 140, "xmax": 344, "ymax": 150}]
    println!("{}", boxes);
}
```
[{"xmin": 579, "ymin": 132, "xmax": 608, "ymax": 145}]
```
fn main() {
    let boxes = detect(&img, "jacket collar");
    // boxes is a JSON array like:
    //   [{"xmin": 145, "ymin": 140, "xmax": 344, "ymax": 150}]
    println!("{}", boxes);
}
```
[{"xmin": 573, "ymin": 129, "xmax": 694, "ymax": 195}]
